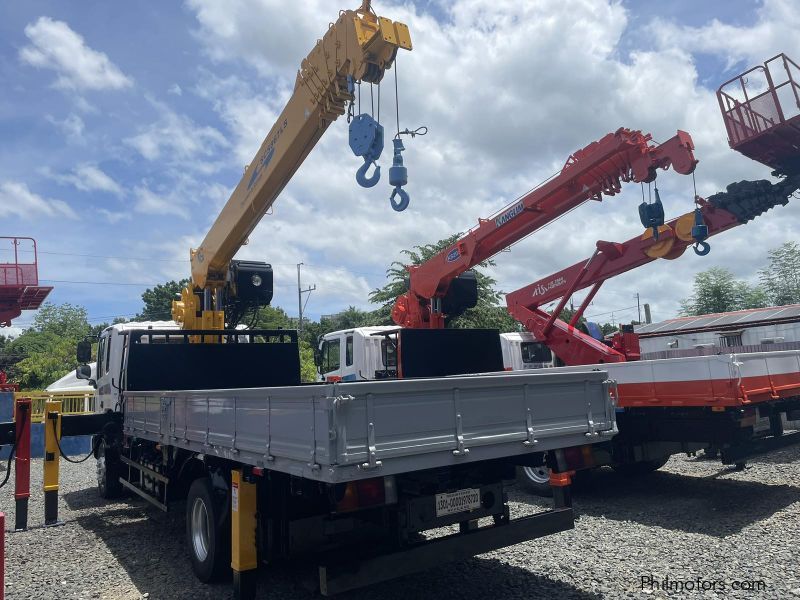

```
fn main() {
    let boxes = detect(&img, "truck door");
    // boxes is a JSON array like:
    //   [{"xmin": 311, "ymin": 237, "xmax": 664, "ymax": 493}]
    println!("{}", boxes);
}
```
[
  {"xmin": 95, "ymin": 330, "xmax": 116, "ymax": 411},
  {"xmin": 340, "ymin": 334, "xmax": 357, "ymax": 381},
  {"xmin": 320, "ymin": 337, "xmax": 343, "ymax": 382}
]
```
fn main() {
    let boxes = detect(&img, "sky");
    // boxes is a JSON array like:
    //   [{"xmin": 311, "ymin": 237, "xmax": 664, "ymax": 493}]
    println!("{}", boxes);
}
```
[{"xmin": 1, "ymin": 0, "xmax": 799, "ymax": 335}]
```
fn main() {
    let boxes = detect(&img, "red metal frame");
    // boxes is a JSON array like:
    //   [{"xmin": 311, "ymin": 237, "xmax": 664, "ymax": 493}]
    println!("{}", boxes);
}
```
[
  {"xmin": 717, "ymin": 53, "xmax": 800, "ymax": 171},
  {"xmin": 506, "ymin": 199, "xmax": 744, "ymax": 365},
  {"xmin": 14, "ymin": 397, "xmax": 31, "ymax": 531},
  {"xmin": 0, "ymin": 237, "xmax": 52, "ymax": 327},
  {"xmin": 391, "ymin": 128, "xmax": 697, "ymax": 328}
]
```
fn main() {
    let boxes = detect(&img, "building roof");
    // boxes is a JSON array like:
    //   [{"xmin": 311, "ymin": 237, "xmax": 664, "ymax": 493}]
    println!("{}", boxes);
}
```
[{"xmin": 635, "ymin": 304, "xmax": 800, "ymax": 337}]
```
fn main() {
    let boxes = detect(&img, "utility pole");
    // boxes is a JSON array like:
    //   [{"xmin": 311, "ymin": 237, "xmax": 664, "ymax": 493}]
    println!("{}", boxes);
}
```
[
  {"xmin": 296, "ymin": 263, "xmax": 316, "ymax": 335},
  {"xmin": 635, "ymin": 292, "xmax": 642, "ymax": 324}
]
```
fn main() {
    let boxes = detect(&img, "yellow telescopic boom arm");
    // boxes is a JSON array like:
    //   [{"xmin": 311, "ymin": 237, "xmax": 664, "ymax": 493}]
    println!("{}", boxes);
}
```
[{"xmin": 191, "ymin": 3, "xmax": 411, "ymax": 291}]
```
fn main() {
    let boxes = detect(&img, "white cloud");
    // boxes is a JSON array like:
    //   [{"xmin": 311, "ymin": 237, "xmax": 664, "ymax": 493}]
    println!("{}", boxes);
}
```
[
  {"xmin": 45, "ymin": 113, "xmax": 85, "ymax": 142},
  {"xmin": 169, "ymin": 83, "xmax": 183, "ymax": 96},
  {"xmin": 186, "ymin": 0, "xmax": 332, "ymax": 77},
  {"xmin": 649, "ymin": 0, "xmax": 800, "ymax": 69},
  {"xmin": 49, "ymin": 164, "xmax": 124, "ymax": 197},
  {"xmin": 98, "ymin": 208, "xmax": 131, "ymax": 224},
  {"xmin": 19, "ymin": 16, "xmax": 132, "ymax": 91},
  {"xmin": 0, "ymin": 181, "xmax": 77, "ymax": 220},
  {"xmin": 134, "ymin": 186, "xmax": 190, "ymax": 219},
  {"xmin": 125, "ymin": 102, "xmax": 228, "ymax": 171},
  {"xmin": 165, "ymin": 1, "xmax": 800, "ymax": 320}
]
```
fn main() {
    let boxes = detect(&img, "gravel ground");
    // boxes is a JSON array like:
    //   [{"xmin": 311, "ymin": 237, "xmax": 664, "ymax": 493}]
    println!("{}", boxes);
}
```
[{"xmin": 2, "ymin": 447, "xmax": 799, "ymax": 600}]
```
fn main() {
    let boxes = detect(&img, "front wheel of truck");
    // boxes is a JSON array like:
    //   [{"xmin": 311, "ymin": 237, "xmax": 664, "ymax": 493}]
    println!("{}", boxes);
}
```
[
  {"xmin": 96, "ymin": 439, "xmax": 123, "ymax": 499},
  {"xmin": 186, "ymin": 477, "xmax": 231, "ymax": 583}
]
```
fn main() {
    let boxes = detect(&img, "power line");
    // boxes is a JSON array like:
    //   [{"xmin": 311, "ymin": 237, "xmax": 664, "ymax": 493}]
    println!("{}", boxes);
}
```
[
  {"xmin": 586, "ymin": 304, "xmax": 639, "ymax": 320},
  {"xmin": 39, "ymin": 279, "xmax": 297, "ymax": 288}
]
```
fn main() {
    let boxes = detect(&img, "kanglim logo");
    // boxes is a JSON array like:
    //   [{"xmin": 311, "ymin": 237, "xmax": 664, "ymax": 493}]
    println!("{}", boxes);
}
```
[
  {"xmin": 494, "ymin": 202, "xmax": 524, "ymax": 228},
  {"xmin": 446, "ymin": 247, "xmax": 461, "ymax": 263}
]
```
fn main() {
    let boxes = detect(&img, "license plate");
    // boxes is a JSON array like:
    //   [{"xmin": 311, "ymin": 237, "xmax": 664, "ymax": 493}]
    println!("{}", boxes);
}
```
[{"xmin": 435, "ymin": 488, "xmax": 481, "ymax": 517}]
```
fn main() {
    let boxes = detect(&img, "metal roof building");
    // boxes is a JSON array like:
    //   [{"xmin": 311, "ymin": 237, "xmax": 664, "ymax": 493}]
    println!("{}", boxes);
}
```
[{"xmin": 635, "ymin": 304, "xmax": 800, "ymax": 356}]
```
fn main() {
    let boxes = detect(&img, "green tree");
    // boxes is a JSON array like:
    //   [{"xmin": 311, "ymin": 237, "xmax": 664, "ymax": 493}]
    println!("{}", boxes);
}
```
[
  {"xmin": 679, "ymin": 267, "xmax": 767, "ymax": 316},
  {"xmin": 136, "ymin": 279, "xmax": 189, "ymax": 321},
  {"xmin": 253, "ymin": 305, "xmax": 292, "ymax": 329},
  {"xmin": 7, "ymin": 303, "xmax": 92, "ymax": 389},
  {"xmin": 300, "ymin": 306, "xmax": 380, "ymax": 349},
  {"xmin": 369, "ymin": 235, "xmax": 519, "ymax": 332},
  {"xmin": 759, "ymin": 242, "xmax": 800, "ymax": 306},
  {"xmin": 298, "ymin": 340, "xmax": 317, "ymax": 383}
]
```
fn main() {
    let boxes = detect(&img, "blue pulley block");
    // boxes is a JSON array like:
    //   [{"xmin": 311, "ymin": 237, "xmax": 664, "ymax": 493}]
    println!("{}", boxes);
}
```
[{"xmin": 349, "ymin": 114, "xmax": 384, "ymax": 188}]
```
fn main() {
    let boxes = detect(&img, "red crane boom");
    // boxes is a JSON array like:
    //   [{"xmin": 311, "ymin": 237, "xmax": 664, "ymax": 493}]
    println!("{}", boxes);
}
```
[
  {"xmin": 504, "ymin": 52, "xmax": 800, "ymax": 367},
  {"xmin": 391, "ymin": 128, "xmax": 697, "ymax": 329},
  {"xmin": 506, "ymin": 176, "xmax": 800, "ymax": 365}
]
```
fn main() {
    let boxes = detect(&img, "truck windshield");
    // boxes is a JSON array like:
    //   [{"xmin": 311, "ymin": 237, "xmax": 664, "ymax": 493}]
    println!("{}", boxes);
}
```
[
  {"xmin": 381, "ymin": 338, "xmax": 397, "ymax": 368},
  {"xmin": 520, "ymin": 342, "xmax": 551, "ymax": 364}
]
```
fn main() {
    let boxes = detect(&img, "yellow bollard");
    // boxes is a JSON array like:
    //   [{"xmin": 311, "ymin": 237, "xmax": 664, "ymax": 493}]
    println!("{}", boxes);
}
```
[
  {"xmin": 231, "ymin": 468, "xmax": 257, "ymax": 599},
  {"xmin": 43, "ymin": 400, "xmax": 62, "ymax": 526}
]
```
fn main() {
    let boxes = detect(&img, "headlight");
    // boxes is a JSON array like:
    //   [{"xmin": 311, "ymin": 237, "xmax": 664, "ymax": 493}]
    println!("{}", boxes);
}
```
[{"xmin": 251, "ymin": 274, "xmax": 262, "ymax": 287}]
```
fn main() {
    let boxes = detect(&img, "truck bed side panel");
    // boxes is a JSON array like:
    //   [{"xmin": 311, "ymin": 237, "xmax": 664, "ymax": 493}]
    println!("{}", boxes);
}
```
[{"xmin": 122, "ymin": 371, "xmax": 614, "ymax": 483}]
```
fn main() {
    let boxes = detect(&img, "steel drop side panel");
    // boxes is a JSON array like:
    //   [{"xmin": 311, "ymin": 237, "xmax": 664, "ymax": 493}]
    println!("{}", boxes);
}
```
[
  {"xmin": 520, "ymin": 350, "xmax": 800, "ymax": 407},
  {"xmin": 123, "ymin": 371, "xmax": 615, "ymax": 483}
]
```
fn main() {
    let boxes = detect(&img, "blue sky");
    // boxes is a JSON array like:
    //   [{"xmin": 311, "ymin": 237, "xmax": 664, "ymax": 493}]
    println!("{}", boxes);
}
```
[{"xmin": 1, "ymin": 0, "xmax": 798, "ymax": 334}]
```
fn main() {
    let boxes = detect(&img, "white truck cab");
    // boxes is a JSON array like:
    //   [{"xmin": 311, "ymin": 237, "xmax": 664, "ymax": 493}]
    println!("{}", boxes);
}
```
[
  {"xmin": 82, "ymin": 320, "xmax": 181, "ymax": 412},
  {"xmin": 317, "ymin": 327, "xmax": 559, "ymax": 382},
  {"xmin": 317, "ymin": 326, "xmax": 399, "ymax": 381},
  {"xmin": 499, "ymin": 332, "xmax": 559, "ymax": 370}
]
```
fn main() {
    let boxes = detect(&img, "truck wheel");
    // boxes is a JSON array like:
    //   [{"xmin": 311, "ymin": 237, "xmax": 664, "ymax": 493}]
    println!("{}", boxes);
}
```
[
  {"xmin": 96, "ymin": 440, "xmax": 123, "ymax": 499},
  {"xmin": 612, "ymin": 456, "xmax": 670, "ymax": 477},
  {"xmin": 516, "ymin": 465, "xmax": 553, "ymax": 497},
  {"xmin": 186, "ymin": 477, "xmax": 231, "ymax": 583}
]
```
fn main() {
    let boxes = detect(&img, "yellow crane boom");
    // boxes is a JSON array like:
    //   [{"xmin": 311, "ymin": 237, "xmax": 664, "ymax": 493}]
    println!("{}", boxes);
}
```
[{"xmin": 173, "ymin": 1, "xmax": 411, "ymax": 330}]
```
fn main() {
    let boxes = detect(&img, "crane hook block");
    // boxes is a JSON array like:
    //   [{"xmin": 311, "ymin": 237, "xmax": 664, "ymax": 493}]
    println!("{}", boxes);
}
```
[
  {"xmin": 638, "ymin": 188, "xmax": 665, "ymax": 240},
  {"xmin": 388, "ymin": 137, "xmax": 410, "ymax": 211},
  {"xmin": 350, "ymin": 114, "xmax": 384, "ymax": 188},
  {"xmin": 691, "ymin": 207, "xmax": 710, "ymax": 255}
]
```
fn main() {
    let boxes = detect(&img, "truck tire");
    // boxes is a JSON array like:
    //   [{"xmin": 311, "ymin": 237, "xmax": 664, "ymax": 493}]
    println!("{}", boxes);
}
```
[
  {"xmin": 516, "ymin": 465, "xmax": 553, "ymax": 497},
  {"xmin": 96, "ymin": 440, "xmax": 124, "ymax": 499},
  {"xmin": 186, "ymin": 477, "xmax": 231, "ymax": 583},
  {"xmin": 517, "ymin": 466, "xmax": 593, "ymax": 496},
  {"xmin": 612, "ymin": 456, "xmax": 670, "ymax": 477}
]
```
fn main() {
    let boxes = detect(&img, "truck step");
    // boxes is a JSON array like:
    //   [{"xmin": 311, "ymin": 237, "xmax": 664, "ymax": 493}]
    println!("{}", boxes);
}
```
[{"xmin": 119, "ymin": 478, "xmax": 168, "ymax": 512}]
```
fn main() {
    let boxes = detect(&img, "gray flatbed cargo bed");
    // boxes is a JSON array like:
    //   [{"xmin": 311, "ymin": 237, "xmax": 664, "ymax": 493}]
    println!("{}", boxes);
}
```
[{"xmin": 123, "ymin": 370, "xmax": 616, "ymax": 483}]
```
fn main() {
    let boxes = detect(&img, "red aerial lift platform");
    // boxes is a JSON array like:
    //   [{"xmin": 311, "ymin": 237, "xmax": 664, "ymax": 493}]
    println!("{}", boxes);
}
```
[{"xmin": 0, "ymin": 237, "xmax": 52, "ymax": 327}]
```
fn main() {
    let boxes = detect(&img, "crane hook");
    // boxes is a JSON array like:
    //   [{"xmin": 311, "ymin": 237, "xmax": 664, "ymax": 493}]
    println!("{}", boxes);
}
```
[
  {"xmin": 356, "ymin": 160, "xmax": 381, "ymax": 188},
  {"xmin": 390, "ymin": 187, "xmax": 410, "ymax": 212},
  {"xmin": 349, "ymin": 114, "xmax": 384, "ymax": 189},
  {"xmin": 691, "ymin": 206, "xmax": 711, "ymax": 255},
  {"xmin": 388, "ymin": 137, "xmax": 410, "ymax": 211},
  {"xmin": 693, "ymin": 241, "xmax": 711, "ymax": 256}
]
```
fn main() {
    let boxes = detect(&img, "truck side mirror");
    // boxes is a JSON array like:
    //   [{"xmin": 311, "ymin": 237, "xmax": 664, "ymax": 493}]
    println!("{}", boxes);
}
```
[
  {"xmin": 75, "ymin": 364, "xmax": 96, "ymax": 388},
  {"xmin": 76, "ymin": 340, "xmax": 92, "ymax": 364},
  {"xmin": 313, "ymin": 347, "xmax": 322, "ymax": 368}
]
